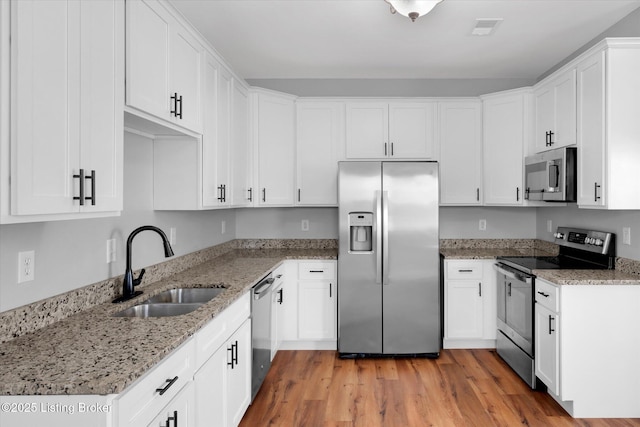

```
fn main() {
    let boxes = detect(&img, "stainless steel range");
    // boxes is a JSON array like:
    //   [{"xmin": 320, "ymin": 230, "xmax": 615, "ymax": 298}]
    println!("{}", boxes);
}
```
[{"xmin": 494, "ymin": 227, "xmax": 615, "ymax": 388}]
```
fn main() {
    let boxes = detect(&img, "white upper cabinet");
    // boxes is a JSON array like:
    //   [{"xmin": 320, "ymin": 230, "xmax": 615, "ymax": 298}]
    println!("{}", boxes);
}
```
[
  {"xmin": 389, "ymin": 103, "xmax": 437, "ymax": 158},
  {"xmin": 8, "ymin": 0, "xmax": 123, "ymax": 219},
  {"xmin": 126, "ymin": 0, "xmax": 202, "ymax": 133},
  {"xmin": 532, "ymin": 68, "xmax": 576, "ymax": 153},
  {"xmin": 153, "ymin": 58, "xmax": 244, "ymax": 211},
  {"xmin": 230, "ymin": 81, "xmax": 253, "ymax": 207},
  {"xmin": 253, "ymin": 89, "xmax": 296, "ymax": 207},
  {"xmin": 576, "ymin": 39, "xmax": 640, "ymax": 209},
  {"xmin": 295, "ymin": 101, "xmax": 344, "ymax": 206},
  {"xmin": 482, "ymin": 89, "xmax": 530, "ymax": 206},
  {"xmin": 345, "ymin": 101, "xmax": 436, "ymax": 159},
  {"xmin": 439, "ymin": 101, "xmax": 483, "ymax": 205}
]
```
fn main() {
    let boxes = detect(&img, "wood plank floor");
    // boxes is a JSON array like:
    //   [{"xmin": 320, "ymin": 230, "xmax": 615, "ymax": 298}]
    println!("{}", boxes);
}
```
[{"xmin": 240, "ymin": 349, "xmax": 640, "ymax": 427}]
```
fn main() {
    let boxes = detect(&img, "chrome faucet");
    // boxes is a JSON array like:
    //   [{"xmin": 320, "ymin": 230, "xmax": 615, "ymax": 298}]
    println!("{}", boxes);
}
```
[{"xmin": 113, "ymin": 225, "xmax": 174, "ymax": 303}]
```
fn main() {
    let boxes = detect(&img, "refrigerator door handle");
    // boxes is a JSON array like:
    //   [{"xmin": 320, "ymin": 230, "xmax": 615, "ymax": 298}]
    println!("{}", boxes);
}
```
[
  {"xmin": 382, "ymin": 190, "xmax": 389, "ymax": 285},
  {"xmin": 376, "ymin": 190, "xmax": 382, "ymax": 284}
]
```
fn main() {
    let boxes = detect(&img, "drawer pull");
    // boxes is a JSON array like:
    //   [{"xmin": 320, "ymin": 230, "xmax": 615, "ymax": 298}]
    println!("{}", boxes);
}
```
[
  {"xmin": 537, "ymin": 291, "xmax": 550, "ymax": 298},
  {"xmin": 156, "ymin": 376, "xmax": 178, "ymax": 396},
  {"xmin": 458, "ymin": 269, "xmax": 473, "ymax": 273},
  {"xmin": 309, "ymin": 270, "xmax": 325, "ymax": 273}
]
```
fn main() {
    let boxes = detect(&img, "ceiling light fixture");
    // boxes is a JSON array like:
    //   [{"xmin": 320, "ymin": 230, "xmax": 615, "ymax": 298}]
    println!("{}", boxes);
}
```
[{"xmin": 384, "ymin": 0, "xmax": 443, "ymax": 22}]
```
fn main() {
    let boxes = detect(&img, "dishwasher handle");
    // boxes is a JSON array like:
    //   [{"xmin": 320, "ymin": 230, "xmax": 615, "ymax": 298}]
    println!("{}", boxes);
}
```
[{"xmin": 252, "ymin": 277, "xmax": 275, "ymax": 299}]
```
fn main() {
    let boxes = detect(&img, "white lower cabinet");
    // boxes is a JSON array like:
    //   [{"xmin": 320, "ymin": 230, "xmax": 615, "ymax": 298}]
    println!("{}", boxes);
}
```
[
  {"xmin": 534, "ymin": 278, "xmax": 640, "ymax": 418},
  {"xmin": 443, "ymin": 259, "xmax": 497, "ymax": 348},
  {"xmin": 194, "ymin": 293, "xmax": 251, "ymax": 427},
  {"xmin": 535, "ymin": 302, "xmax": 559, "ymax": 395},
  {"xmin": 297, "ymin": 261, "xmax": 337, "ymax": 343},
  {"xmin": 115, "ymin": 338, "xmax": 196, "ymax": 426},
  {"xmin": 146, "ymin": 381, "xmax": 195, "ymax": 427},
  {"xmin": 195, "ymin": 319, "xmax": 251, "ymax": 427}
]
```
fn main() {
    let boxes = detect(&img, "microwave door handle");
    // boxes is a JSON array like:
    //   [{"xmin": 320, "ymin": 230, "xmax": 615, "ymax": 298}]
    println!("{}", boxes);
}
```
[{"xmin": 548, "ymin": 163, "xmax": 560, "ymax": 188}]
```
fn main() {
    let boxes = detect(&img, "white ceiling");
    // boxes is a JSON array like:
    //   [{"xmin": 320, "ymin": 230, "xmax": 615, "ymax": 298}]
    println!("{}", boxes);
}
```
[{"xmin": 170, "ymin": 0, "xmax": 640, "ymax": 80}]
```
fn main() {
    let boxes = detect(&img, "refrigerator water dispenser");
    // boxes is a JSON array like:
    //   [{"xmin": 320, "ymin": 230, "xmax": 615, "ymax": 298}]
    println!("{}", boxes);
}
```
[{"xmin": 349, "ymin": 213, "xmax": 373, "ymax": 252}]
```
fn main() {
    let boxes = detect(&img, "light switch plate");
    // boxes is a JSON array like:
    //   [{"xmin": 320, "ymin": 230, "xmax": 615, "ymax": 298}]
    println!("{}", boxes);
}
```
[
  {"xmin": 479, "ymin": 219, "xmax": 486, "ymax": 231},
  {"xmin": 106, "ymin": 239, "xmax": 116, "ymax": 263},
  {"xmin": 301, "ymin": 220, "xmax": 309, "ymax": 231},
  {"xmin": 623, "ymin": 227, "xmax": 631, "ymax": 245},
  {"xmin": 170, "ymin": 227, "xmax": 177, "ymax": 245}
]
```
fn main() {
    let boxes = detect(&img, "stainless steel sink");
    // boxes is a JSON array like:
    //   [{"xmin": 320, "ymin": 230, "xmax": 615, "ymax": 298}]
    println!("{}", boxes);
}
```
[
  {"xmin": 113, "ymin": 303, "xmax": 203, "ymax": 318},
  {"xmin": 142, "ymin": 287, "xmax": 225, "ymax": 304}
]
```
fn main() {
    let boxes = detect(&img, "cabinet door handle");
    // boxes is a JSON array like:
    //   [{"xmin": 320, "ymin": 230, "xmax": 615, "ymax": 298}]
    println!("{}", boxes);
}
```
[
  {"xmin": 298, "ymin": 188, "xmax": 301, "ymax": 202},
  {"xmin": 233, "ymin": 340, "xmax": 239, "ymax": 366},
  {"xmin": 476, "ymin": 188, "xmax": 480, "ymax": 201},
  {"xmin": 165, "ymin": 410, "xmax": 178, "ymax": 427},
  {"xmin": 218, "ymin": 185, "xmax": 224, "ymax": 202},
  {"xmin": 478, "ymin": 282, "xmax": 482, "ymax": 297},
  {"xmin": 170, "ymin": 93, "xmax": 178, "ymax": 117},
  {"xmin": 155, "ymin": 376, "xmax": 178, "ymax": 395},
  {"xmin": 507, "ymin": 282, "xmax": 512, "ymax": 297},
  {"xmin": 84, "ymin": 170, "xmax": 96, "ymax": 205},
  {"xmin": 537, "ymin": 291, "xmax": 549, "ymax": 298},
  {"xmin": 384, "ymin": 143, "xmax": 388, "ymax": 156},
  {"xmin": 227, "ymin": 343, "xmax": 235, "ymax": 369},
  {"xmin": 516, "ymin": 187, "xmax": 520, "ymax": 202},
  {"xmin": 177, "ymin": 94, "xmax": 183, "ymax": 119},
  {"xmin": 548, "ymin": 315, "xmax": 555, "ymax": 334},
  {"xmin": 549, "ymin": 131, "xmax": 554, "ymax": 146},
  {"xmin": 391, "ymin": 142, "xmax": 394, "ymax": 156},
  {"xmin": 262, "ymin": 188, "xmax": 266, "ymax": 203},
  {"xmin": 594, "ymin": 182, "xmax": 601, "ymax": 202},
  {"xmin": 73, "ymin": 169, "xmax": 85, "ymax": 206},
  {"xmin": 277, "ymin": 288, "xmax": 283, "ymax": 304},
  {"xmin": 329, "ymin": 283, "xmax": 332, "ymax": 298},
  {"xmin": 248, "ymin": 187, "xmax": 253, "ymax": 202}
]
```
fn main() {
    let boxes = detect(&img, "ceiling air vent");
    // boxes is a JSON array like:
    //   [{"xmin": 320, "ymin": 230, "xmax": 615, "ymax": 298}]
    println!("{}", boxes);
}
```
[{"xmin": 471, "ymin": 18, "xmax": 503, "ymax": 36}]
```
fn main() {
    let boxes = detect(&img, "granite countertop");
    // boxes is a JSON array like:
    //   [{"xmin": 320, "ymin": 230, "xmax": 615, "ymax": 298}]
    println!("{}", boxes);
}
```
[
  {"xmin": 0, "ymin": 248, "xmax": 337, "ymax": 396},
  {"xmin": 534, "ymin": 269, "xmax": 640, "ymax": 285},
  {"xmin": 440, "ymin": 244, "xmax": 640, "ymax": 286},
  {"xmin": 439, "ymin": 247, "xmax": 556, "ymax": 259}
]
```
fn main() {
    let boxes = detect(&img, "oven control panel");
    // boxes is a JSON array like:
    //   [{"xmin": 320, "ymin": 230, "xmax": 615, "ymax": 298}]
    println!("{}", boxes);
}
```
[{"xmin": 553, "ymin": 227, "xmax": 615, "ymax": 255}]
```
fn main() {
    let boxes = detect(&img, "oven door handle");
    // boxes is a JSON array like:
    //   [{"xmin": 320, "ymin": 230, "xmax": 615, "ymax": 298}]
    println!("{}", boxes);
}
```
[{"xmin": 494, "ymin": 263, "xmax": 533, "ymax": 285}]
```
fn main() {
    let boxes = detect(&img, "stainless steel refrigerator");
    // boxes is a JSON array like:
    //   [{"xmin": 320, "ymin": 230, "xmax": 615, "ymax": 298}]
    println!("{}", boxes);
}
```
[{"xmin": 338, "ymin": 161, "xmax": 440, "ymax": 356}]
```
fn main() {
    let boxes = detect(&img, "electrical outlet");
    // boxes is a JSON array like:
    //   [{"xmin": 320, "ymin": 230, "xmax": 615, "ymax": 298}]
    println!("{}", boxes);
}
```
[
  {"xmin": 479, "ymin": 219, "xmax": 486, "ymax": 231},
  {"xmin": 221, "ymin": 220, "xmax": 226, "ymax": 235},
  {"xmin": 106, "ymin": 239, "xmax": 116, "ymax": 263},
  {"xmin": 547, "ymin": 220, "xmax": 553, "ymax": 233},
  {"xmin": 18, "ymin": 250, "xmax": 35, "ymax": 283},
  {"xmin": 623, "ymin": 227, "xmax": 631, "ymax": 245},
  {"xmin": 301, "ymin": 219, "xmax": 309, "ymax": 231},
  {"xmin": 170, "ymin": 227, "xmax": 177, "ymax": 245}
]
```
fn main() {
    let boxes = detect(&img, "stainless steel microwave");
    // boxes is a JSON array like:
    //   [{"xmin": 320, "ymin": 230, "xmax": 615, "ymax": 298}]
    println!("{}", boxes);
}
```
[{"xmin": 525, "ymin": 147, "xmax": 577, "ymax": 202}]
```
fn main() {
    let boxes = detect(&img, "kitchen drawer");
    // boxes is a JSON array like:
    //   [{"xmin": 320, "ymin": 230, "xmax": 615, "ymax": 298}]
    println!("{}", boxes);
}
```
[
  {"xmin": 446, "ymin": 260, "xmax": 483, "ymax": 279},
  {"xmin": 298, "ymin": 261, "xmax": 336, "ymax": 280},
  {"xmin": 116, "ymin": 337, "xmax": 195, "ymax": 427},
  {"xmin": 195, "ymin": 292, "xmax": 250, "ymax": 367},
  {"xmin": 535, "ymin": 279, "xmax": 559, "ymax": 312}
]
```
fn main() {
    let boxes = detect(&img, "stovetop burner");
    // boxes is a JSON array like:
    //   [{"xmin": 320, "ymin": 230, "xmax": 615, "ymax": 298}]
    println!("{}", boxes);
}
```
[{"xmin": 497, "ymin": 227, "xmax": 616, "ymax": 274}]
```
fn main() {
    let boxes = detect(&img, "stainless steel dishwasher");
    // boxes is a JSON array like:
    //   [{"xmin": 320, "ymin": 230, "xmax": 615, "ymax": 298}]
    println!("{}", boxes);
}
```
[{"xmin": 251, "ymin": 273, "xmax": 275, "ymax": 400}]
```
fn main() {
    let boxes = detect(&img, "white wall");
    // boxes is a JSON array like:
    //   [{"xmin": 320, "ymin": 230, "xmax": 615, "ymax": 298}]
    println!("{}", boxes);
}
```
[
  {"xmin": 440, "ymin": 207, "xmax": 537, "ymax": 239},
  {"xmin": 0, "ymin": 132, "xmax": 235, "ymax": 312},
  {"xmin": 234, "ymin": 206, "xmax": 536, "ymax": 240}
]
